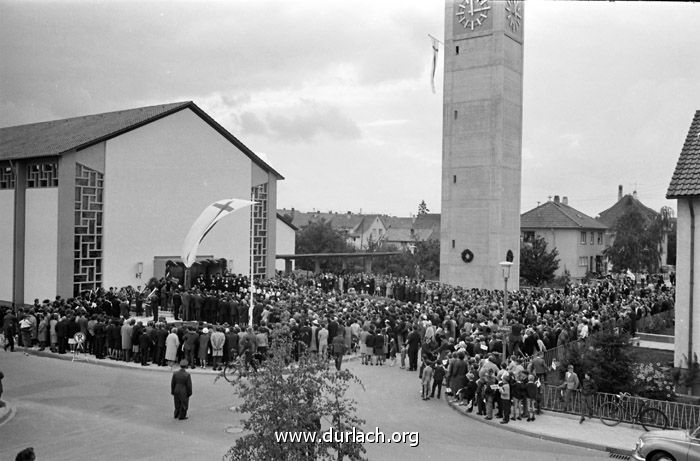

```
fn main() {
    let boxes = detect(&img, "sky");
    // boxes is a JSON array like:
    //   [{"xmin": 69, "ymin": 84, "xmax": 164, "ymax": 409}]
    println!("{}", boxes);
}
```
[{"xmin": 1, "ymin": 0, "xmax": 699, "ymax": 219}]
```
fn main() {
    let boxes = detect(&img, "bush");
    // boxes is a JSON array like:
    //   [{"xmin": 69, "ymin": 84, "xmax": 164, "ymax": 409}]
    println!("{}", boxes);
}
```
[{"xmin": 631, "ymin": 362, "xmax": 676, "ymax": 401}]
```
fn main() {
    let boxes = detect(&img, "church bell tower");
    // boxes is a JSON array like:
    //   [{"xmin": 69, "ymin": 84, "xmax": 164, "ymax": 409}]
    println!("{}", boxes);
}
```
[{"xmin": 440, "ymin": 0, "xmax": 524, "ymax": 289}]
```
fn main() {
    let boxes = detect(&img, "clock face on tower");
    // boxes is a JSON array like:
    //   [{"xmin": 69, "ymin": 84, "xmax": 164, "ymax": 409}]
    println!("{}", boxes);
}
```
[
  {"xmin": 505, "ymin": 0, "xmax": 522, "ymax": 33},
  {"xmin": 456, "ymin": 0, "xmax": 491, "ymax": 31}
]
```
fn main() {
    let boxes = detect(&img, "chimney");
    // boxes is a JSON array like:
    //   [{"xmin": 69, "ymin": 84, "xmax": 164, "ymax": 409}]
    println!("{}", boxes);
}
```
[
  {"xmin": 618, "ymin": 185, "xmax": 623, "ymax": 201},
  {"xmin": 554, "ymin": 195, "xmax": 560, "ymax": 204},
  {"xmin": 562, "ymin": 196, "xmax": 568, "ymax": 206},
  {"xmin": 633, "ymin": 190, "xmax": 638, "ymax": 200}
]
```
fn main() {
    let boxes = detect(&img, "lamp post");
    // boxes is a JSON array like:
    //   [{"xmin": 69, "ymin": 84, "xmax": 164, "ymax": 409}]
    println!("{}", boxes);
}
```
[{"xmin": 500, "ymin": 261, "xmax": 513, "ymax": 366}]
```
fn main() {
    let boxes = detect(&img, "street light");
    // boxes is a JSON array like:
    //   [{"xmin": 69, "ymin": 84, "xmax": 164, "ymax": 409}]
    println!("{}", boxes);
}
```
[{"xmin": 499, "ymin": 261, "xmax": 513, "ymax": 366}]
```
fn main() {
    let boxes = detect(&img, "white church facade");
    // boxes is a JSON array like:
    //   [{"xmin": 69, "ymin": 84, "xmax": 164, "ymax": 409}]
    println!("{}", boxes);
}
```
[{"xmin": 0, "ymin": 101, "xmax": 282, "ymax": 306}]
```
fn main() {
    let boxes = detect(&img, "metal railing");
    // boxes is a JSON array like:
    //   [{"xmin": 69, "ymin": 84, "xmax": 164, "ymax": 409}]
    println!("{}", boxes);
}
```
[{"xmin": 539, "ymin": 384, "xmax": 700, "ymax": 430}]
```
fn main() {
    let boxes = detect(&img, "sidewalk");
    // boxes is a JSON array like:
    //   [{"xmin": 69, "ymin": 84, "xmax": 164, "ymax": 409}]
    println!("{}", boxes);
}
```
[{"xmin": 447, "ymin": 398, "xmax": 642, "ymax": 455}]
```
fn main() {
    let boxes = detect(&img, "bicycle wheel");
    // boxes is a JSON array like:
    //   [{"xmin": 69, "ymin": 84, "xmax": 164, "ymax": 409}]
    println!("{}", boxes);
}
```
[
  {"xmin": 223, "ymin": 362, "xmax": 240, "ymax": 383},
  {"xmin": 599, "ymin": 402, "xmax": 622, "ymax": 426},
  {"xmin": 639, "ymin": 408, "xmax": 669, "ymax": 431}
]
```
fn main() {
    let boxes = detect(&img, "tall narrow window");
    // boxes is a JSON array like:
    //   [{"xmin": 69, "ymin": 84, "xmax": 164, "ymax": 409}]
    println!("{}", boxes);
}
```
[
  {"xmin": 452, "ymin": 240, "xmax": 456, "ymax": 249},
  {"xmin": 456, "ymin": 46, "xmax": 460, "ymax": 55},
  {"xmin": 454, "ymin": 110, "xmax": 458, "ymax": 120},
  {"xmin": 453, "ymin": 175, "xmax": 457, "ymax": 184}
]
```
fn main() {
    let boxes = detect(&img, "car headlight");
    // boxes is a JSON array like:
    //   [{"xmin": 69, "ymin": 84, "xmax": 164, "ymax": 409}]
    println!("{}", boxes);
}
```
[{"xmin": 635, "ymin": 438, "xmax": 645, "ymax": 453}]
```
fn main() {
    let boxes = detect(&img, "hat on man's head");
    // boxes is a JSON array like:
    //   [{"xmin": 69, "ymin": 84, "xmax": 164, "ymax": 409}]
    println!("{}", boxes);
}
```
[{"xmin": 180, "ymin": 359, "xmax": 189, "ymax": 367}]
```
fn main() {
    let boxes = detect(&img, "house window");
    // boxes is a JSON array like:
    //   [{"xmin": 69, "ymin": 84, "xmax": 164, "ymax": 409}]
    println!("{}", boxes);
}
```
[
  {"xmin": 523, "ymin": 231, "xmax": 535, "ymax": 243},
  {"xmin": 579, "ymin": 257, "xmax": 588, "ymax": 267},
  {"xmin": 590, "ymin": 232, "xmax": 594, "ymax": 245},
  {"xmin": 580, "ymin": 232, "xmax": 587, "ymax": 244},
  {"xmin": 597, "ymin": 232, "xmax": 603, "ymax": 245}
]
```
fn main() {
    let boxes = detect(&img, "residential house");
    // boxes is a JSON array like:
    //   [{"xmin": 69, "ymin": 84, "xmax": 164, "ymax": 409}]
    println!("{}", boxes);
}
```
[
  {"xmin": 521, "ymin": 196, "xmax": 608, "ymax": 280},
  {"xmin": 666, "ymin": 109, "xmax": 700, "ymax": 368}
]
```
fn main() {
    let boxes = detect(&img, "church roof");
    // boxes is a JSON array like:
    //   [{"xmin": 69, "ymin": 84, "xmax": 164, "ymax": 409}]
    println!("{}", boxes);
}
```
[
  {"xmin": 0, "ymin": 101, "xmax": 283, "ymax": 178},
  {"xmin": 521, "ymin": 200, "xmax": 607, "ymax": 230},
  {"xmin": 597, "ymin": 194, "xmax": 659, "ymax": 228},
  {"xmin": 667, "ymin": 110, "xmax": 700, "ymax": 198}
]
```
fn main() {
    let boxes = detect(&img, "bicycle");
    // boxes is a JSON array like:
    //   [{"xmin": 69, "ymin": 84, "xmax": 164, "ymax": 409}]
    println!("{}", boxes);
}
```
[{"xmin": 599, "ymin": 392, "xmax": 669, "ymax": 431}]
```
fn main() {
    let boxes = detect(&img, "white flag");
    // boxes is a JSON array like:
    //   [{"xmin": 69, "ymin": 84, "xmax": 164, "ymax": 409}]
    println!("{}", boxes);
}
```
[
  {"xmin": 181, "ymin": 198, "xmax": 256, "ymax": 268},
  {"xmin": 430, "ymin": 36, "xmax": 440, "ymax": 93}
]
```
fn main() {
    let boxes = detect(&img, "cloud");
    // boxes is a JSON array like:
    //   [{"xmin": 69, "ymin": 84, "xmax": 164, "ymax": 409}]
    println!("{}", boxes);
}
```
[
  {"xmin": 239, "ymin": 111, "xmax": 268, "ymax": 136},
  {"xmin": 263, "ymin": 100, "xmax": 361, "ymax": 142}
]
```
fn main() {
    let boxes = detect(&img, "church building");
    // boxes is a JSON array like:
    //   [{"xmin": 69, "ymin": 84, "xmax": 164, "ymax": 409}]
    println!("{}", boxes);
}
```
[{"xmin": 0, "ymin": 101, "xmax": 282, "ymax": 306}]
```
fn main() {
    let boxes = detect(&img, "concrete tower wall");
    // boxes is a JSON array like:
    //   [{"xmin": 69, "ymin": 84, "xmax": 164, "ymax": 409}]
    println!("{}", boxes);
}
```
[{"xmin": 441, "ymin": 0, "xmax": 523, "ymax": 289}]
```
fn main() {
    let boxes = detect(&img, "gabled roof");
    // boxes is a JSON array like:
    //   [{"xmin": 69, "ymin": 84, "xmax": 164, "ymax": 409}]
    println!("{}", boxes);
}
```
[
  {"xmin": 276, "ymin": 213, "xmax": 298, "ymax": 231},
  {"xmin": 0, "ymin": 101, "xmax": 283, "ymax": 179},
  {"xmin": 521, "ymin": 200, "xmax": 607, "ymax": 230},
  {"xmin": 597, "ymin": 194, "xmax": 659, "ymax": 228},
  {"xmin": 667, "ymin": 110, "xmax": 700, "ymax": 198}
]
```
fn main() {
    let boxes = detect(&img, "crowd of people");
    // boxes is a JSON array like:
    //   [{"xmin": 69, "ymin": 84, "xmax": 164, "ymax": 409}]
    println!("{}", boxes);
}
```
[{"xmin": 2, "ymin": 270, "xmax": 674, "ymax": 422}]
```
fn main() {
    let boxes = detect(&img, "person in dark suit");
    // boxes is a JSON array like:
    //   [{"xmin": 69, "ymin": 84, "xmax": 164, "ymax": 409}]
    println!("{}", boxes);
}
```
[
  {"xmin": 191, "ymin": 291, "xmax": 204, "ymax": 322},
  {"xmin": 406, "ymin": 325, "xmax": 421, "ymax": 371},
  {"xmin": 171, "ymin": 360, "xmax": 193, "ymax": 420},
  {"xmin": 181, "ymin": 290, "xmax": 191, "ymax": 321}
]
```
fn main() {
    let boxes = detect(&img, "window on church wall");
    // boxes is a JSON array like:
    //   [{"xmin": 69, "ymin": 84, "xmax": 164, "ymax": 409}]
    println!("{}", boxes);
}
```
[
  {"xmin": 73, "ymin": 163, "xmax": 103, "ymax": 296},
  {"xmin": 26, "ymin": 161, "xmax": 59, "ymax": 188},
  {"xmin": 0, "ymin": 162, "xmax": 15, "ymax": 189},
  {"xmin": 250, "ymin": 183, "xmax": 268, "ymax": 279}
]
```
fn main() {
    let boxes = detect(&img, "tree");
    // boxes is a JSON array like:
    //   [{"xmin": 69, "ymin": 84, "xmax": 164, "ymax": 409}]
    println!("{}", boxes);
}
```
[
  {"xmin": 565, "ymin": 330, "xmax": 634, "ymax": 394},
  {"xmin": 295, "ymin": 219, "xmax": 354, "ymax": 271},
  {"xmin": 519, "ymin": 236, "xmax": 559, "ymax": 286},
  {"xmin": 223, "ymin": 332, "xmax": 366, "ymax": 461},
  {"xmin": 417, "ymin": 200, "xmax": 429, "ymax": 215},
  {"xmin": 604, "ymin": 209, "xmax": 659, "ymax": 273},
  {"xmin": 372, "ymin": 239, "xmax": 440, "ymax": 279}
]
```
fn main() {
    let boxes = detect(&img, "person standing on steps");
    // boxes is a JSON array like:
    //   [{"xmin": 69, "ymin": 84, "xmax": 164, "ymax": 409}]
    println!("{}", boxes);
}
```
[{"xmin": 171, "ymin": 359, "xmax": 193, "ymax": 420}]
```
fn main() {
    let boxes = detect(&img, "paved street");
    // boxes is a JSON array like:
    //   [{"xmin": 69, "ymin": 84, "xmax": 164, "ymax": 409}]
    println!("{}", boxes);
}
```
[{"xmin": 1, "ymin": 351, "xmax": 609, "ymax": 460}]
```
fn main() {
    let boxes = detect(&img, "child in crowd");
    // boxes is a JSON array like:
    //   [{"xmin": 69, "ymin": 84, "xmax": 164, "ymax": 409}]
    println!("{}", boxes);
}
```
[
  {"xmin": 431, "ymin": 360, "xmax": 446, "ymax": 399},
  {"xmin": 525, "ymin": 374, "xmax": 538, "ymax": 422},
  {"xmin": 498, "ymin": 374, "xmax": 511, "ymax": 424},
  {"xmin": 422, "ymin": 360, "xmax": 434, "ymax": 400},
  {"xmin": 511, "ymin": 374, "xmax": 525, "ymax": 421}
]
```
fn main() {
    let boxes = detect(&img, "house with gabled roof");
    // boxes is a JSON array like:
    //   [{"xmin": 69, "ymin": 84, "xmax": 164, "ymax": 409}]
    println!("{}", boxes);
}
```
[
  {"xmin": 597, "ymin": 185, "xmax": 668, "ymax": 266},
  {"xmin": 0, "ymin": 101, "xmax": 282, "ymax": 305},
  {"xmin": 666, "ymin": 109, "xmax": 700, "ymax": 368},
  {"xmin": 521, "ymin": 196, "xmax": 608, "ymax": 281}
]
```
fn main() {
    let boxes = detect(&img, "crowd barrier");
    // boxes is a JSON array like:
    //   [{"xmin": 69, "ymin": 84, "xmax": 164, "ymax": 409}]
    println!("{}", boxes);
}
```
[{"xmin": 539, "ymin": 384, "xmax": 700, "ymax": 430}]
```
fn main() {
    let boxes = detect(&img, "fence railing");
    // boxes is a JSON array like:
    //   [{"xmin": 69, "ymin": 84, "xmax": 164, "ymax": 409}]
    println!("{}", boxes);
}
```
[{"xmin": 539, "ymin": 384, "xmax": 700, "ymax": 430}]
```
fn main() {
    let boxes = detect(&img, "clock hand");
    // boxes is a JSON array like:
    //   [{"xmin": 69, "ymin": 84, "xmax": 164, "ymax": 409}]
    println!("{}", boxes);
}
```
[
  {"xmin": 472, "ymin": 6, "xmax": 491, "ymax": 13},
  {"xmin": 469, "ymin": 0, "xmax": 474, "ymax": 16}
]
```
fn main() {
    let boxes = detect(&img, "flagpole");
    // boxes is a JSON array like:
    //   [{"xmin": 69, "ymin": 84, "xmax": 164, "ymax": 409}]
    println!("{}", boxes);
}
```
[{"xmin": 249, "ymin": 194, "xmax": 255, "ymax": 328}]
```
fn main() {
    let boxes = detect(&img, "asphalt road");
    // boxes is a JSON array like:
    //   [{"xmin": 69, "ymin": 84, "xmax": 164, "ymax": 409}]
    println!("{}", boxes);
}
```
[{"xmin": 0, "ymin": 351, "xmax": 609, "ymax": 460}]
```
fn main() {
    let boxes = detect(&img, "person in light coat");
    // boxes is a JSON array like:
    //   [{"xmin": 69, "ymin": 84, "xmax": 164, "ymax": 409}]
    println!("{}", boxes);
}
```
[
  {"xmin": 165, "ymin": 328, "xmax": 180, "ymax": 367},
  {"xmin": 210, "ymin": 327, "xmax": 226, "ymax": 371}
]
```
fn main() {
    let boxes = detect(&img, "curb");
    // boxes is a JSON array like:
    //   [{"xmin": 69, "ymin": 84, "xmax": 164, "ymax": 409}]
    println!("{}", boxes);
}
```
[
  {"xmin": 445, "ymin": 399, "xmax": 634, "ymax": 455},
  {"xmin": 0, "ymin": 400, "xmax": 17, "ymax": 427}
]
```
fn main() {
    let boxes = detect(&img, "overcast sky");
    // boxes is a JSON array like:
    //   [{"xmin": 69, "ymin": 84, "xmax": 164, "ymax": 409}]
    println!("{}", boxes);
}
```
[{"xmin": 1, "ymin": 1, "xmax": 698, "ymax": 219}]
